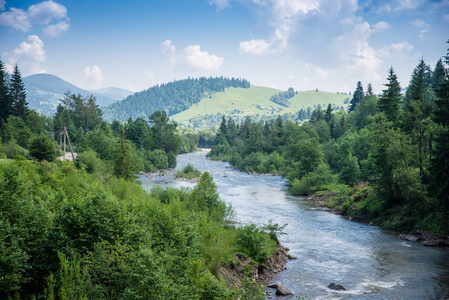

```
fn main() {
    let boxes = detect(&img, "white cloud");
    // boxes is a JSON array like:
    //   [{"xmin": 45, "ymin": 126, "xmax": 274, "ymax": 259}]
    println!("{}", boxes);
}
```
[
  {"xmin": 444, "ymin": 14, "xmax": 449, "ymax": 22},
  {"xmin": 410, "ymin": 19, "xmax": 430, "ymax": 38},
  {"xmin": 184, "ymin": 45, "xmax": 224, "ymax": 70},
  {"xmin": 0, "ymin": 0, "xmax": 69, "ymax": 36},
  {"xmin": 162, "ymin": 40, "xmax": 176, "ymax": 67},
  {"xmin": 372, "ymin": 21, "xmax": 390, "ymax": 32},
  {"xmin": 145, "ymin": 70, "xmax": 155, "ymax": 85},
  {"xmin": 239, "ymin": 39, "xmax": 272, "ymax": 55},
  {"xmin": 378, "ymin": 42, "xmax": 414, "ymax": 58},
  {"xmin": 0, "ymin": 0, "xmax": 5, "ymax": 11},
  {"xmin": 43, "ymin": 20, "xmax": 70, "ymax": 36},
  {"xmin": 84, "ymin": 66, "xmax": 104, "ymax": 83},
  {"xmin": 4, "ymin": 35, "xmax": 47, "ymax": 75},
  {"xmin": 209, "ymin": 0, "xmax": 232, "ymax": 10},
  {"xmin": 213, "ymin": 0, "xmax": 319, "ymax": 55},
  {"xmin": 377, "ymin": 0, "xmax": 425, "ymax": 13}
]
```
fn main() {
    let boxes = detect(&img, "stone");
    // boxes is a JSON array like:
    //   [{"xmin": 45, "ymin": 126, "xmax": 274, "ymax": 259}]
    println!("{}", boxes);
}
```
[
  {"xmin": 399, "ymin": 234, "xmax": 419, "ymax": 242},
  {"xmin": 267, "ymin": 282, "xmax": 280, "ymax": 289},
  {"xmin": 422, "ymin": 235, "xmax": 443, "ymax": 247},
  {"xmin": 328, "ymin": 283, "xmax": 346, "ymax": 291},
  {"xmin": 275, "ymin": 283, "xmax": 293, "ymax": 296}
]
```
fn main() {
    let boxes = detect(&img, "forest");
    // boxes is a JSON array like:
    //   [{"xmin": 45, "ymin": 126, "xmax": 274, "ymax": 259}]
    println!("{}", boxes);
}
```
[
  {"xmin": 103, "ymin": 77, "xmax": 251, "ymax": 122},
  {"xmin": 209, "ymin": 42, "xmax": 449, "ymax": 236},
  {"xmin": 0, "ymin": 60, "xmax": 282, "ymax": 299}
]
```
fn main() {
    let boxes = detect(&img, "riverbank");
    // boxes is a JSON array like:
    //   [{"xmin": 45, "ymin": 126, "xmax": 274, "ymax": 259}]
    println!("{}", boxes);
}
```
[
  {"xmin": 220, "ymin": 244, "xmax": 289, "ymax": 287},
  {"xmin": 309, "ymin": 188, "xmax": 449, "ymax": 249}
]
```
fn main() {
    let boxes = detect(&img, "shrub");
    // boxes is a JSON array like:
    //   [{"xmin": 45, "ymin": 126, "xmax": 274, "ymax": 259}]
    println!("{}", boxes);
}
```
[{"xmin": 29, "ymin": 135, "xmax": 56, "ymax": 162}]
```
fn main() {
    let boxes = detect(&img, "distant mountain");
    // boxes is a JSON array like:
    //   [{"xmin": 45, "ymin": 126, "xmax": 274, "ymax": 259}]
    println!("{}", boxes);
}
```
[
  {"xmin": 23, "ymin": 74, "xmax": 122, "ymax": 115},
  {"xmin": 91, "ymin": 87, "xmax": 133, "ymax": 100}
]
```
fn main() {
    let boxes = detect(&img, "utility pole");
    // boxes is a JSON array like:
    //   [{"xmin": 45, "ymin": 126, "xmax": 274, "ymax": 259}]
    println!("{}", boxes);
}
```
[{"xmin": 60, "ymin": 125, "xmax": 76, "ymax": 161}]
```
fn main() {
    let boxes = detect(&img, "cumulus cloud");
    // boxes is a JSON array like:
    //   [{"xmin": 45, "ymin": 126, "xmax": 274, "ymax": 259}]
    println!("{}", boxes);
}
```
[
  {"xmin": 84, "ymin": 66, "xmax": 104, "ymax": 83},
  {"xmin": 0, "ymin": 0, "xmax": 69, "ymax": 36},
  {"xmin": 161, "ymin": 41, "xmax": 224, "ymax": 70},
  {"xmin": 4, "ymin": 35, "xmax": 47, "ymax": 75},
  {"xmin": 184, "ymin": 45, "xmax": 224, "ymax": 70},
  {"xmin": 0, "ymin": 0, "xmax": 5, "ymax": 11},
  {"xmin": 214, "ymin": 0, "xmax": 319, "ymax": 55},
  {"xmin": 43, "ymin": 20, "xmax": 70, "ymax": 37},
  {"xmin": 378, "ymin": 42, "xmax": 414, "ymax": 58},
  {"xmin": 372, "ymin": 21, "xmax": 391, "ymax": 32},
  {"xmin": 162, "ymin": 40, "xmax": 176, "ymax": 67},
  {"xmin": 239, "ymin": 39, "xmax": 272, "ymax": 55}
]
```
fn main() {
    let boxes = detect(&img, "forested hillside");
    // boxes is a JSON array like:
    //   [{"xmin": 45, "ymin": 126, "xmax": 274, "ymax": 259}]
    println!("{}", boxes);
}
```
[
  {"xmin": 209, "ymin": 42, "xmax": 449, "ymax": 236},
  {"xmin": 103, "ymin": 77, "xmax": 251, "ymax": 122}
]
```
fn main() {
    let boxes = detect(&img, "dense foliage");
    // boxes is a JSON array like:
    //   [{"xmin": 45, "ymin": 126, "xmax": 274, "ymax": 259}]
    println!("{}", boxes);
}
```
[
  {"xmin": 0, "ymin": 160, "xmax": 279, "ymax": 299},
  {"xmin": 103, "ymin": 77, "xmax": 251, "ymax": 122},
  {"xmin": 269, "ymin": 87, "xmax": 296, "ymax": 107},
  {"xmin": 209, "ymin": 42, "xmax": 449, "ymax": 235}
]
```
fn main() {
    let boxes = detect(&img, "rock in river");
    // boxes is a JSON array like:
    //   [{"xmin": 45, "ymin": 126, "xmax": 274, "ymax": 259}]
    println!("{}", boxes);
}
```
[
  {"xmin": 328, "ymin": 283, "xmax": 346, "ymax": 291},
  {"xmin": 267, "ymin": 282, "xmax": 293, "ymax": 296}
]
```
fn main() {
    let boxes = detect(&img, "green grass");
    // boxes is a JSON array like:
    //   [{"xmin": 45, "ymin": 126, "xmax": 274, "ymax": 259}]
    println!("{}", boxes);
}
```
[
  {"xmin": 172, "ymin": 86, "xmax": 350, "ymax": 127},
  {"xmin": 285, "ymin": 90, "xmax": 350, "ymax": 113}
]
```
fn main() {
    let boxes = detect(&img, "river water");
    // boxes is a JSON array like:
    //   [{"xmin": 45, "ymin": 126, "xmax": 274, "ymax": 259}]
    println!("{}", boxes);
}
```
[{"xmin": 138, "ymin": 150, "xmax": 449, "ymax": 299}]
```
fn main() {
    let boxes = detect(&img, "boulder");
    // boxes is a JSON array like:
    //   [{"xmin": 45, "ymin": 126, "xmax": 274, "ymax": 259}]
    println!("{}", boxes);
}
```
[
  {"xmin": 399, "ymin": 234, "xmax": 419, "ymax": 242},
  {"xmin": 422, "ymin": 235, "xmax": 443, "ymax": 247},
  {"xmin": 328, "ymin": 283, "xmax": 346, "ymax": 291},
  {"xmin": 267, "ymin": 282, "xmax": 293, "ymax": 296}
]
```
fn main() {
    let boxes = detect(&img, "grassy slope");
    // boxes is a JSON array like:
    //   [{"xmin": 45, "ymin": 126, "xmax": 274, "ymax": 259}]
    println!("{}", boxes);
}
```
[
  {"xmin": 172, "ymin": 86, "xmax": 282, "ymax": 124},
  {"xmin": 172, "ymin": 86, "xmax": 351, "ymax": 126},
  {"xmin": 285, "ymin": 90, "xmax": 351, "ymax": 113}
]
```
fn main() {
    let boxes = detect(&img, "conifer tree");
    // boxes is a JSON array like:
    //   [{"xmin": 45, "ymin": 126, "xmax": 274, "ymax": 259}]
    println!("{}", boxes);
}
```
[
  {"xmin": 10, "ymin": 64, "xmax": 28, "ymax": 121},
  {"xmin": 378, "ymin": 67, "xmax": 401, "ymax": 125},
  {"xmin": 349, "ymin": 81, "xmax": 364, "ymax": 112},
  {"xmin": 430, "ymin": 41, "xmax": 449, "ymax": 209},
  {"xmin": 324, "ymin": 104, "xmax": 333, "ymax": 123},
  {"xmin": 366, "ymin": 83, "xmax": 374, "ymax": 97},
  {"xmin": 432, "ymin": 58, "xmax": 446, "ymax": 91},
  {"xmin": 0, "ymin": 59, "xmax": 12, "ymax": 124}
]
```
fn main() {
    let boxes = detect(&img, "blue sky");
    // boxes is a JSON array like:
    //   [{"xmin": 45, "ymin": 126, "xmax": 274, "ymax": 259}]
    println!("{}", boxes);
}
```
[{"xmin": 1, "ymin": 0, "xmax": 448, "ymax": 94}]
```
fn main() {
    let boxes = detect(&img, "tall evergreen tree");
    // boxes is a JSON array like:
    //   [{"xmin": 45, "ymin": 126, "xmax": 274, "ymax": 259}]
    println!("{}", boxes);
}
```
[
  {"xmin": 404, "ymin": 59, "xmax": 432, "ymax": 105},
  {"xmin": 324, "ymin": 104, "xmax": 333, "ymax": 124},
  {"xmin": 378, "ymin": 67, "xmax": 402, "ymax": 125},
  {"xmin": 0, "ymin": 59, "xmax": 12, "ymax": 124},
  {"xmin": 430, "ymin": 41, "xmax": 449, "ymax": 209},
  {"xmin": 349, "ymin": 81, "xmax": 364, "ymax": 112},
  {"xmin": 9, "ymin": 64, "xmax": 28, "ymax": 121},
  {"xmin": 366, "ymin": 83, "xmax": 374, "ymax": 97},
  {"xmin": 432, "ymin": 58, "xmax": 446, "ymax": 91}
]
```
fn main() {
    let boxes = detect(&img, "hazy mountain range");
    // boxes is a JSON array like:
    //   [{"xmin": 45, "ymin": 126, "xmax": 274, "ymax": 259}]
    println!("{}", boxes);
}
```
[{"xmin": 23, "ymin": 73, "xmax": 133, "ymax": 115}]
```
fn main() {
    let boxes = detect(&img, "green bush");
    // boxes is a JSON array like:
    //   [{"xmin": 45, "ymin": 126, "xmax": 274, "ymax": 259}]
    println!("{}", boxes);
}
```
[
  {"xmin": 29, "ymin": 135, "xmax": 56, "ymax": 162},
  {"xmin": 175, "ymin": 164, "xmax": 201, "ymax": 180},
  {"xmin": 290, "ymin": 163, "xmax": 337, "ymax": 195},
  {"xmin": 149, "ymin": 149, "xmax": 169, "ymax": 169}
]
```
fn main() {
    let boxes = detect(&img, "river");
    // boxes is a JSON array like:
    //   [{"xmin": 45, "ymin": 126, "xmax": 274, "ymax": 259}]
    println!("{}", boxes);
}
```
[{"xmin": 138, "ymin": 150, "xmax": 449, "ymax": 299}]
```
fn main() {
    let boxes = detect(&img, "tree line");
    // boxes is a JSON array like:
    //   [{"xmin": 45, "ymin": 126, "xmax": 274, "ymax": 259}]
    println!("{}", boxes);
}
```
[{"xmin": 209, "ymin": 41, "xmax": 449, "ymax": 235}]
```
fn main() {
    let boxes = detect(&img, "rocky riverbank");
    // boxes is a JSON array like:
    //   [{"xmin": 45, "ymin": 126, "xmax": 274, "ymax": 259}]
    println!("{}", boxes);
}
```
[
  {"xmin": 219, "ymin": 244, "xmax": 292, "ymax": 289},
  {"xmin": 308, "ymin": 194, "xmax": 449, "ymax": 249}
]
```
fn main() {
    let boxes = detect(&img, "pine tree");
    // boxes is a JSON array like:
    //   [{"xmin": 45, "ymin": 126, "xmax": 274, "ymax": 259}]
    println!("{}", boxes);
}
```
[
  {"xmin": 114, "ymin": 129, "xmax": 134, "ymax": 179},
  {"xmin": 0, "ymin": 59, "xmax": 12, "ymax": 124},
  {"xmin": 430, "ymin": 40, "xmax": 449, "ymax": 209},
  {"xmin": 378, "ymin": 67, "xmax": 401, "ymax": 125},
  {"xmin": 349, "ymin": 81, "xmax": 364, "ymax": 112},
  {"xmin": 324, "ymin": 104, "xmax": 333, "ymax": 123},
  {"xmin": 9, "ymin": 64, "xmax": 28, "ymax": 121},
  {"xmin": 366, "ymin": 83, "xmax": 374, "ymax": 97},
  {"xmin": 432, "ymin": 58, "xmax": 446, "ymax": 91}
]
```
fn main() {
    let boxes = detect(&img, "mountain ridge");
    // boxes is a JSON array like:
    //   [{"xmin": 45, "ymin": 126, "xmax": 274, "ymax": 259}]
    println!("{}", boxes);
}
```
[{"xmin": 23, "ymin": 73, "xmax": 126, "ymax": 115}]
